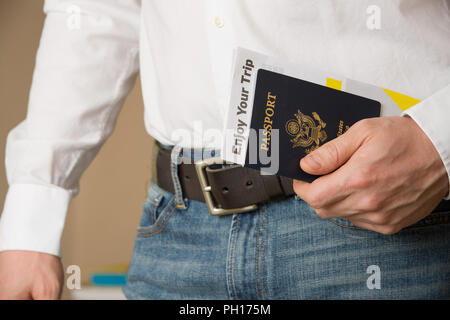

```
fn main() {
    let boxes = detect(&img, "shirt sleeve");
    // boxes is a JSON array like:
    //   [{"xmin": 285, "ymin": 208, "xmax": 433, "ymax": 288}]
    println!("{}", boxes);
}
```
[
  {"xmin": 403, "ymin": 84, "xmax": 450, "ymax": 200},
  {"xmin": 0, "ymin": 0, "xmax": 141, "ymax": 257}
]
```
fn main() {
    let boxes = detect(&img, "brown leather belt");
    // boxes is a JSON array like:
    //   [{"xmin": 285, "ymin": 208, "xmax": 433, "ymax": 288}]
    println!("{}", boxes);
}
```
[{"xmin": 153, "ymin": 143, "xmax": 295, "ymax": 215}]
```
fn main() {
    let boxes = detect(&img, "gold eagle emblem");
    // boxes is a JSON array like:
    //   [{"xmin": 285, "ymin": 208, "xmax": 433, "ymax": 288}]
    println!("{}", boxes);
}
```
[{"xmin": 285, "ymin": 109, "xmax": 327, "ymax": 154}]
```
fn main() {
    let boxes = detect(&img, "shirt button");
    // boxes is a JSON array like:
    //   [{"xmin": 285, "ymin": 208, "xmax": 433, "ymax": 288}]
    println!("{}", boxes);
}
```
[{"xmin": 214, "ymin": 16, "xmax": 225, "ymax": 28}]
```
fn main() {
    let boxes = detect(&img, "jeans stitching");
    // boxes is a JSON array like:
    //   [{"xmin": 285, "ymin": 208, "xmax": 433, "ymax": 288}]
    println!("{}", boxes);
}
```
[
  {"xmin": 255, "ymin": 207, "xmax": 262, "ymax": 299},
  {"xmin": 328, "ymin": 218, "xmax": 362, "ymax": 230},
  {"xmin": 137, "ymin": 197, "xmax": 175, "ymax": 232},
  {"xmin": 170, "ymin": 147, "xmax": 186, "ymax": 208},
  {"xmin": 229, "ymin": 214, "xmax": 240, "ymax": 300},
  {"xmin": 151, "ymin": 203, "xmax": 157, "ymax": 224},
  {"xmin": 171, "ymin": 157, "xmax": 182, "ymax": 204},
  {"xmin": 137, "ymin": 204, "xmax": 177, "ymax": 238},
  {"xmin": 261, "ymin": 204, "xmax": 268, "ymax": 300},
  {"xmin": 137, "ymin": 198, "xmax": 176, "ymax": 234}
]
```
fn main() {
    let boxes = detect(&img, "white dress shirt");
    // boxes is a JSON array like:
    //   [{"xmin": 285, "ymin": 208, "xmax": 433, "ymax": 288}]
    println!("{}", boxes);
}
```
[{"xmin": 1, "ymin": 0, "xmax": 450, "ymax": 257}]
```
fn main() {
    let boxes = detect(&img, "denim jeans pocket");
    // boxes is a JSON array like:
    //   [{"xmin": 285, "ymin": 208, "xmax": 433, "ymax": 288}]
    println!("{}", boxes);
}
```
[{"xmin": 136, "ymin": 181, "xmax": 177, "ymax": 237}]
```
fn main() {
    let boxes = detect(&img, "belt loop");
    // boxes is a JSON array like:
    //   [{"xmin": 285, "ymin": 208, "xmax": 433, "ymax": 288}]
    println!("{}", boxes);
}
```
[{"xmin": 170, "ymin": 145, "xmax": 188, "ymax": 210}]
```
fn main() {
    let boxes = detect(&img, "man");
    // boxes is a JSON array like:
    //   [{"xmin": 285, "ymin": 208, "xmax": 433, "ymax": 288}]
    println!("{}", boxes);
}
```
[{"xmin": 0, "ymin": 0, "xmax": 449, "ymax": 299}]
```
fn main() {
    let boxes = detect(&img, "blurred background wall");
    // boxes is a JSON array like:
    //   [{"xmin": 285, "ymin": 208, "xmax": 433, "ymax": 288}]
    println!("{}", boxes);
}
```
[{"xmin": 0, "ymin": 0, "xmax": 154, "ymax": 298}]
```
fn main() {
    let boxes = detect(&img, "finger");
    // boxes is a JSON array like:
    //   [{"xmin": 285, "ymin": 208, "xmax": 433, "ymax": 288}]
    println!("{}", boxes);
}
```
[
  {"xmin": 294, "ymin": 164, "xmax": 353, "ymax": 210},
  {"xmin": 388, "ymin": 188, "xmax": 444, "ymax": 229},
  {"xmin": 346, "ymin": 218, "xmax": 401, "ymax": 235},
  {"xmin": 292, "ymin": 179, "xmax": 310, "ymax": 200},
  {"xmin": 314, "ymin": 194, "xmax": 361, "ymax": 219},
  {"xmin": 317, "ymin": 188, "xmax": 382, "ymax": 219},
  {"xmin": 347, "ymin": 196, "xmax": 439, "ymax": 235},
  {"xmin": 342, "ymin": 211, "xmax": 390, "ymax": 226},
  {"xmin": 345, "ymin": 176, "xmax": 444, "ymax": 228},
  {"xmin": 300, "ymin": 121, "xmax": 366, "ymax": 175},
  {"xmin": 341, "ymin": 200, "xmax": 407, "ymax": 225}
]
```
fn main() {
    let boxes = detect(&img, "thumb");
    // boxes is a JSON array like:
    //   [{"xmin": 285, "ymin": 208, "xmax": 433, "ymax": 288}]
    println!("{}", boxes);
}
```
[{"xmin": 300, "ymin": 127, "xmax": 363, "ymax": 175}]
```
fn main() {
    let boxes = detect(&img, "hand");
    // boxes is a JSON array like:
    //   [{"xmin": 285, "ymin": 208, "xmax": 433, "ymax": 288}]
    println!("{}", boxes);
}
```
[
  {"xmin": 293, "ymin": 116, "xmax": 449, "ymax": 234},
  {"xmin": 0, "ymin": 250, "xmax": 63, "ymax": 300}
]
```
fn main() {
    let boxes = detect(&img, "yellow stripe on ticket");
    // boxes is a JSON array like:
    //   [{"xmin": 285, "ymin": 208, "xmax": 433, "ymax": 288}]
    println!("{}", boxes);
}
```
[
  {"xmin": 382, "ymin": 88, "xmax": 421, "ymax": 111},
  {"xmin": 326, "ymin": 77, "xmax": 342, "ymax": 91}
]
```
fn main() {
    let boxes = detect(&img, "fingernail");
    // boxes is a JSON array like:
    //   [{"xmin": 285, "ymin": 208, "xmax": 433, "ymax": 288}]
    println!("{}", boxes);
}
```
[{"xmin": 304, "ymin": 154, "xmax": 321, "ymax": 169}]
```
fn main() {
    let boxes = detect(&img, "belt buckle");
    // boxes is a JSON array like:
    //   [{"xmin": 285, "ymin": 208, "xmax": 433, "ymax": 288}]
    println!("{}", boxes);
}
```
[{"xmin": 194, "ymin": 157, "xmax": 258, "ymax": 216}]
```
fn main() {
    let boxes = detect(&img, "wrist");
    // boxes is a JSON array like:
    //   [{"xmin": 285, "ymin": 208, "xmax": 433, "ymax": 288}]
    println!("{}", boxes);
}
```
[{"xmin": 405, "ymin": 115, "xmax": 449, "ymax": 198}]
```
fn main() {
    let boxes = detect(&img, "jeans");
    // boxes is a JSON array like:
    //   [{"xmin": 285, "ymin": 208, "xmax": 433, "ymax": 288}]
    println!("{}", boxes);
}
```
[{"xmin": 123, "ymin": 145, "xmax": 450, "ymax": 299}]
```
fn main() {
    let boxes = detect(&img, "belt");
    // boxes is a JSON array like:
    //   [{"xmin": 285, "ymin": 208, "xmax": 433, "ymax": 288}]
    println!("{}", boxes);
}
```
[{"xmin": 153, "ymin": 142, "xmax": 295, "ymax": 215}]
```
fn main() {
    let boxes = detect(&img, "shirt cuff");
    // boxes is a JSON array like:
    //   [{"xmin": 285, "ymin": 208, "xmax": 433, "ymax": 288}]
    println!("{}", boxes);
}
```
[
  {"xmin": 402, "ymin": 86, "xmax": 450, "ymax": 200},
  {"xmin": 0, "ymin": 183, "xmax": 72, "ymax": 257}
]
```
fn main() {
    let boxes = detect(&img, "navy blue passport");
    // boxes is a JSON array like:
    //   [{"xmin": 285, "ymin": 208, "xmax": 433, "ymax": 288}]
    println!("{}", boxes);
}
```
[{"xmin": 245, "ymin": 69, "xmax": 381, "ymax": 182}]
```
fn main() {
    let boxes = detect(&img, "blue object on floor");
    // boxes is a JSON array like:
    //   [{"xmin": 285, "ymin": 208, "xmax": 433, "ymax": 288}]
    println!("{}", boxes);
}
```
[{"xmin": 90, "ymin": 273, "xmax": 127, "ymax": 286}]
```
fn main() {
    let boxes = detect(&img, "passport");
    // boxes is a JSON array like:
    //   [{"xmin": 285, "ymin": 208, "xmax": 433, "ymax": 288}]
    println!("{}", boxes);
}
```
[
  {"xmin": 222, "ymin": 48, "xmax": 420, "ymax": 183},
  {"xmin": 244, "ymin": 69, "xmax": 381, "ymax": 182}
]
